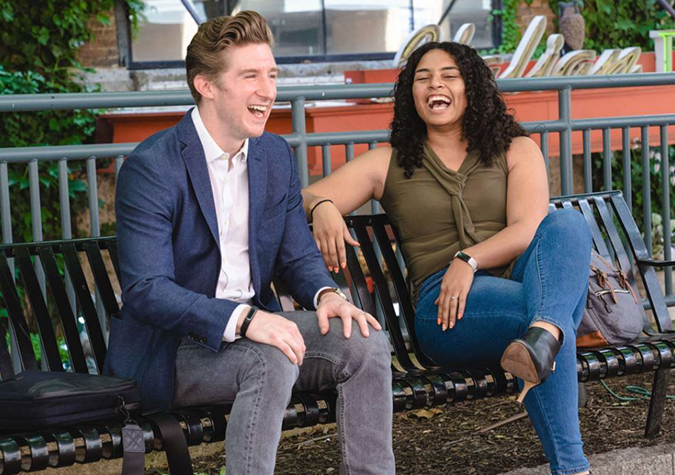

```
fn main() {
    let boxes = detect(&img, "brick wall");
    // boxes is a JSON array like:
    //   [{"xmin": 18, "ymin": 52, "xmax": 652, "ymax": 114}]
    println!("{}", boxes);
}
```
[
  {"xmin": 78, "ymin": 10, "xmax": 120, "ymax": 69},
  {"xmin": 516, "ymin": 0, "xmax": 556, "ymax": 35}
]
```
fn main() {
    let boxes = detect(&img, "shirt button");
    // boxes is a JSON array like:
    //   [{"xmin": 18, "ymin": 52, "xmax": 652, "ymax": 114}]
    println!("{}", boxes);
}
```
[
  {"xmin": 223, "ymin": 218, "xmax": 228, "ymax": 226},
  {"xmin": 223, "ymin": 177, "xmax": 228, "ymax": 185}
]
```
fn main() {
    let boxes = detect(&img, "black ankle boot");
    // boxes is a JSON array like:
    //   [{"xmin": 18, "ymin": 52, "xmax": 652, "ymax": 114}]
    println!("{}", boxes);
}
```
[{"xmin": 500, "ymin": 327, "xmax": 562, "ymax": 402}]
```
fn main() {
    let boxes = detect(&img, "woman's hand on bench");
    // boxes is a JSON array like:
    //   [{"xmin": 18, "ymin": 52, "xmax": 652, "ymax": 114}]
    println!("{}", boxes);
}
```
[{"xmin": 312, "ymin": 201, "xmax": 360, "ymax": 273}]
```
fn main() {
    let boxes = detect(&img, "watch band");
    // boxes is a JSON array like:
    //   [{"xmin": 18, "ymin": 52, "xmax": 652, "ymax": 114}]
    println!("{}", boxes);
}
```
[
  {"xmin": 454, "ymin": 250, "xmax": 478, "ymax": 273},
  {"xmin": 239, "ymin": 305, "xmax": 259, "ymax": 338},
  {"xmin": 317, "ymin": 287, "xmax": 347, "ymax": 304}
]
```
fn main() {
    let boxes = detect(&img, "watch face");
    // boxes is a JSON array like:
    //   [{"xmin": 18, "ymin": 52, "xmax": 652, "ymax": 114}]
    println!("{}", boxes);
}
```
[{"xmin": 456, "ymin": 251, "xmax": 470, "ymax": 262}]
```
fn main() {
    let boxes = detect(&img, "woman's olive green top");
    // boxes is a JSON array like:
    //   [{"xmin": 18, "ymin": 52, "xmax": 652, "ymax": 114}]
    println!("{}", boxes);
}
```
[{"xmin": 380, "ymin": 144, "xmax": 513, "ymax": 300}]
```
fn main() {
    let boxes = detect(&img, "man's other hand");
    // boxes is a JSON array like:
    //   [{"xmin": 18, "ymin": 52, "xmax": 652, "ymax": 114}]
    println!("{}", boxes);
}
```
[
  {"xmin": 316, "ymin": 292, "xmax": 382, "ymax": 338},
  {"xmin": 243, "ymin": 311, "xmax": 306, "ymax": 365}
]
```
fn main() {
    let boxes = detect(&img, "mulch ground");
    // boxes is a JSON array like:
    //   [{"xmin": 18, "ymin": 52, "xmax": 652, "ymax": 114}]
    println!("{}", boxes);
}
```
[{"xmin": 155, "ymin": 372, "xmax": 675, "ymax": 475}]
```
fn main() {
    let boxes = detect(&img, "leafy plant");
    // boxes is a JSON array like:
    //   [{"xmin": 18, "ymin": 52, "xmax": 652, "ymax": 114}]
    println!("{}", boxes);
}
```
[
  {"xmin": 0, "ymin": 1, "xmax": 143, "ymax": 242},
  {"xmin": 548, "ymin": 0, "xmax": 675, "ymax": 52},
  {"xmin": 492, "ymin": 0, "xmax": 523, "ymax": 54}
]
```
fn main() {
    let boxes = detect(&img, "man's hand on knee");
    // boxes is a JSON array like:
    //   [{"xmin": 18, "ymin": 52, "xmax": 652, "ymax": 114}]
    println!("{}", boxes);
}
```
[
  {"xmin": 316, "ymin": 293, "xmax": 382, "ymax": 339},
  {"xmin": 242, "ymin": 311, "xmax": 306, "ymax": 365}
]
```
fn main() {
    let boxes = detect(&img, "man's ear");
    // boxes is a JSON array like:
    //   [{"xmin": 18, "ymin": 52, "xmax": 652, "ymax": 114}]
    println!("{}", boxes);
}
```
[{"xmin": 193, "ymin": 75, "xmax": 215, "ymax": 101}]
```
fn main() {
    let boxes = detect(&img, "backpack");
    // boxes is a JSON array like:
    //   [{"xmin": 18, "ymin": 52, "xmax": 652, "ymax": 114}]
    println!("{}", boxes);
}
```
[{"xmin": 577, "ymin": 250, "xmax": 645, "ymax": 348}]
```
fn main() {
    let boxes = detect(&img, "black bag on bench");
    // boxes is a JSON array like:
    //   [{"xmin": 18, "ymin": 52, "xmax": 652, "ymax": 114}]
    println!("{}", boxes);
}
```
[{"xmin": 0, "ymin": 370, "xmax": 140, "ymax": 431}]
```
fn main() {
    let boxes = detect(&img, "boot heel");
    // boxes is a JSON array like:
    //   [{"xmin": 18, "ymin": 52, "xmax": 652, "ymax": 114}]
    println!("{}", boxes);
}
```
[{"xmin": 516, "ymin": 380, "xmax": 538, "ymax": 403}]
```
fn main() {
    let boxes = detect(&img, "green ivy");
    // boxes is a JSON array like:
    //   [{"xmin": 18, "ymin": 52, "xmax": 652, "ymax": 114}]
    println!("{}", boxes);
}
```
[
  {"xmin": 0, "ymin": 0, "xmax": 143, "ymax": 242},
  {"xmin": 492, "ymin": 0, "xmax": 522, "ymax": 54}
]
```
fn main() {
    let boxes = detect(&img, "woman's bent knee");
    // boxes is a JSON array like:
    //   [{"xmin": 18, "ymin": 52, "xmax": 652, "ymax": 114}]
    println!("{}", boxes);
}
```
[{"xmin": 540, "ymin": 209, "xmax": 591, "ymax": 248}]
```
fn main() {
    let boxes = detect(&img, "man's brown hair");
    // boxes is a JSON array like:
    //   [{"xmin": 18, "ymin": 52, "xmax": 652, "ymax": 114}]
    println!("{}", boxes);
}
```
[{"xmin": 186, "ymin": 10, "xmax": 274, "ymax": 104}]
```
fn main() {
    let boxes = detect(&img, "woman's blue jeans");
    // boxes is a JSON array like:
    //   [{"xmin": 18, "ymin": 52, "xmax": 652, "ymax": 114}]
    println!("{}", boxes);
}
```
[{"xmin": 415, "ymin": 209, "xmax": 592, "ymax": 475}]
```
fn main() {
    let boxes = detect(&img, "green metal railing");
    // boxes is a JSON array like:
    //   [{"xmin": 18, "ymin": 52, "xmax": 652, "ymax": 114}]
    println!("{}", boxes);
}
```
[{"xmin": 2, "ymin": 73, "xmax": 675, "ymax": 300}]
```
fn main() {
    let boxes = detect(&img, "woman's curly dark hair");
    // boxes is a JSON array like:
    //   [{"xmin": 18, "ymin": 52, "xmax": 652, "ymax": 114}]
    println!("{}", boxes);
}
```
[{"xmin": 390, "ymin": 42, "xmax": 527, "ymax": 177}]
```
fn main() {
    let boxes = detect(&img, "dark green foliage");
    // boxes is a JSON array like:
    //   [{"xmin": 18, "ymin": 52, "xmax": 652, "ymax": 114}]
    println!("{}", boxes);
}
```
[
  {"xmin": 493, "ymin": 0, "xmax": 524, "ymax": 54},
  {"xmin": 548, "ymin": 0, "xmax": 675, "ymax": 52},
  {"xmin": 0, "ymin": 0, "xmax": 143, "ymax": 242}
]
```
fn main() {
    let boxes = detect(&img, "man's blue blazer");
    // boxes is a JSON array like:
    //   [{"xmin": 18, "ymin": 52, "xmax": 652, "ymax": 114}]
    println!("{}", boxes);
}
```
[{"xmin": 104, "ymin": 111, "xmax": 336, "ymax": 411}]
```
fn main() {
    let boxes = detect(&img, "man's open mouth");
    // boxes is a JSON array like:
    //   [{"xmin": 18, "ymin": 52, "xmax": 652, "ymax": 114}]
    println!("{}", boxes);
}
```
[{"xmin": 248, "ymin": 104, "xmax": 268, "ymax": 118}]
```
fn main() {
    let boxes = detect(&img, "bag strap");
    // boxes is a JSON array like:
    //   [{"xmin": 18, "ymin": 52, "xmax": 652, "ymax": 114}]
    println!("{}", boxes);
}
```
[
  {"xmin": 147, "ymin": 413, "xmax": 194, "ymax": 475},
  {"xmin": 122, "ymin": 420, "xmax": 145, "ymax": 475}
]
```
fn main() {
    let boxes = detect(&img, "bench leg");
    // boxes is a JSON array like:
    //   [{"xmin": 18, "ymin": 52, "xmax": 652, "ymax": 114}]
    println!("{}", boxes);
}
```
[
  {"xmin": 578, "ymin": 382, "xmax": 588, "ymax": 408},
  {"xmin": 645, "ymin": 368, "xmax": 670, "ymax": 437}
]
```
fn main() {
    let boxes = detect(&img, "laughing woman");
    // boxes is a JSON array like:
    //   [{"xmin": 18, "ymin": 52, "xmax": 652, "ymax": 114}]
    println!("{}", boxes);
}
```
[{"xmin": 301, "ymin": 42, "xmax": 592, "ymax": 475}]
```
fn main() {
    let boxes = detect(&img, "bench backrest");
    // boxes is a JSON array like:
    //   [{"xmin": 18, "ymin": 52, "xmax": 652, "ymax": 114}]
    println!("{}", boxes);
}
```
[
  {"xmin": 0, "ymin": 238, "xmax": 119, "ymax": 380},
  {"xmin": 0, "ymin": 191, "xmax": 669, "ymax": 382}
]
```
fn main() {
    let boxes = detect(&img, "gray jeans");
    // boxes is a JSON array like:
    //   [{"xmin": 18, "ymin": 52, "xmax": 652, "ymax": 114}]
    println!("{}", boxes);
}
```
[{"xmin": 173, "ymin": 311, "xmax": 395, "ymax": 475}]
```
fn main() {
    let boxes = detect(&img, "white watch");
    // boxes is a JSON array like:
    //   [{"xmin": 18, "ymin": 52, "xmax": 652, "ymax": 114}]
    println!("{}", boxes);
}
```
[{"xmin": 453, "ymin": 250, "xmax": 478, "ymax": 273}]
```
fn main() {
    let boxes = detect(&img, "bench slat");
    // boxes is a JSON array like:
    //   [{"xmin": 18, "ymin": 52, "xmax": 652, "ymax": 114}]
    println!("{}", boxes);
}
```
[
  {"xmin": 593, "ymin": 196, "xmax": 633, "ymax": 277},
  {"xmin": 577, "ymin": 198, "xmax": 612, "ymax": 260},
  {"xmin": 62, "ymin": 243, "xmax": 107, "ymax": 373},
  {"xmin": 350, "ymin": 218, "xmax": 418, "ymax": 372},
  {"xmin": 14, "ymin": 248, "xmax": 63, "ymax": 372},
  {"xmin": 38, "ymin": 247, "xmax": 89, "ymax": 374},
  {"xmin": 370, "ymin": 215, "xmax": 435, "ymax": 368},
  {"xmin": 0, "ymin": 251, "xmax": 37, "ymax": 372},
  {"xmin": 107, "ymin": 241, "xmax": 122, "ymax": 284},
  {"xmin": 84, "ymin": 242, "xmax": 120, "ymax": 319},
  {"xmin": 342, "ymin": 225, "xmax": 376, "ymax": 316}
]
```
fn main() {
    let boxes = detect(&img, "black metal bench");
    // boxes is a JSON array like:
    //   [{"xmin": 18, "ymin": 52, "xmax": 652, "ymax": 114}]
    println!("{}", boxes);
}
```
[{"xmin": 0, "ymin": 190, "xmax": 673, "ymax": 474}]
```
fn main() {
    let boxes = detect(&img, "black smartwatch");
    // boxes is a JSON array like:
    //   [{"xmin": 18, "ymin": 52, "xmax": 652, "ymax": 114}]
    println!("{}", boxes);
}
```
[
  {"xmin": 454, "ymin": 250, "xmax": 478, "ymax": 273},
  {"xmin": 239, "ymin": 305, "xmax": 259, "ymax": 338}
]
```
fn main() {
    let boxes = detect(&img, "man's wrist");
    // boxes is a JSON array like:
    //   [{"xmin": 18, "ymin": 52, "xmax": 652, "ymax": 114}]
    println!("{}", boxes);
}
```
[
  {"xmin": 238, "ymin": 305, "xmax": 259, "ymax": 338},
  {"xmin": 317, "ymin": 287, "xmax": 347, "ymax": 305}
]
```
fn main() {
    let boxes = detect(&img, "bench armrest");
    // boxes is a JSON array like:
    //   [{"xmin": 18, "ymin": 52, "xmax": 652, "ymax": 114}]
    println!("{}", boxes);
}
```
[{"xmin": 637, "ymin": 258, "xmax": 675, "ymax": 268}]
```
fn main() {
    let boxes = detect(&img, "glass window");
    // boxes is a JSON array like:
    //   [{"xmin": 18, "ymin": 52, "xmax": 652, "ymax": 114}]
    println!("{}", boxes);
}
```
[
  {"xmin": 414, "ymin": 0, "xmax": 496, "ymax": 49},
  {"xmin": 132, "ymin": 0, "xmax": 203, "ymax": 62},
  {"xmin": 235, "ymin": 0, "xmax": 324, "ymax": 57},
  {"xmin": 324, "ymin": 0, "xmax": 413, "ymax": 55}
]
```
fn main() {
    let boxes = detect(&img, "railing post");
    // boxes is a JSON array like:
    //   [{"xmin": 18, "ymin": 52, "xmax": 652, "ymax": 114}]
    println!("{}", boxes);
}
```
[
  {"xmin": 661, "ymin": 125, "xmax": 672, "ymax": 295},
  {"xmin": 59, "ymin": 158, "xmax": 72, "ymax": 240},
  {"xmin": 0, "ymin": 161, "xmax": 12, "ymax": 247},
  {"xmin": 87, "ymin": 157, "xmax": 100, "ymax": 238},
  {"xmin": 558, "ymin": 87, "xmax": 573, "ymax": 195},
  {"xmin": 291, "ymin": 97, "xmax": 309, "ymax": 187},
  {"xmin": 59, "ymin": 158, "xmax": 77, "ymax": 315},
  {"xmin": 29, "ymin": 159, "xmax": 48, "ymax": 369},
  {"xmin": 642, "ymin": 126, "xmax": 653, "ymax": 255}
]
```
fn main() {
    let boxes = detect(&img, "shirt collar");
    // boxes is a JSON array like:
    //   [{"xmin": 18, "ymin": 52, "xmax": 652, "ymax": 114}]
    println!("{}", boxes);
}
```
[{"xmin": 191, "ymin": 107, "xmax": 249, "ymax": 163}]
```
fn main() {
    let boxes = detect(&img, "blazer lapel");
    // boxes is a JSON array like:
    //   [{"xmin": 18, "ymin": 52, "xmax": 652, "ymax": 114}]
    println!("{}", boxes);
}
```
[
  {"xmin": 247, "ymin": 138, "xmax": 267, "ymax": 296},
  {"xmin": 177, "ymin": 112, "xmax": 220, "ymax": 246}
]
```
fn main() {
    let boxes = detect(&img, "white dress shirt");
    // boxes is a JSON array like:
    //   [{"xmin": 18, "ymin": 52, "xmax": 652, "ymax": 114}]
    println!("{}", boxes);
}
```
[
  {"xmin": 192, "ymin": 108, "xmax": 254, "ymax": 342},
  {"xmin": 192, "ymin": 108, "xmax": 334, "ymax": 342}
]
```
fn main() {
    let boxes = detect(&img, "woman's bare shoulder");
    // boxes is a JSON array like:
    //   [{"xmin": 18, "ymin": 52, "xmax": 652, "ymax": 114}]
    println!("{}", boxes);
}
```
[
  {"xmin": 357, "ymin": 145, "xmax": 393, "ymax": 162},
  {"xmin": 506, "ymin": 136, "xmax": 544, "ymax": 170}
]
